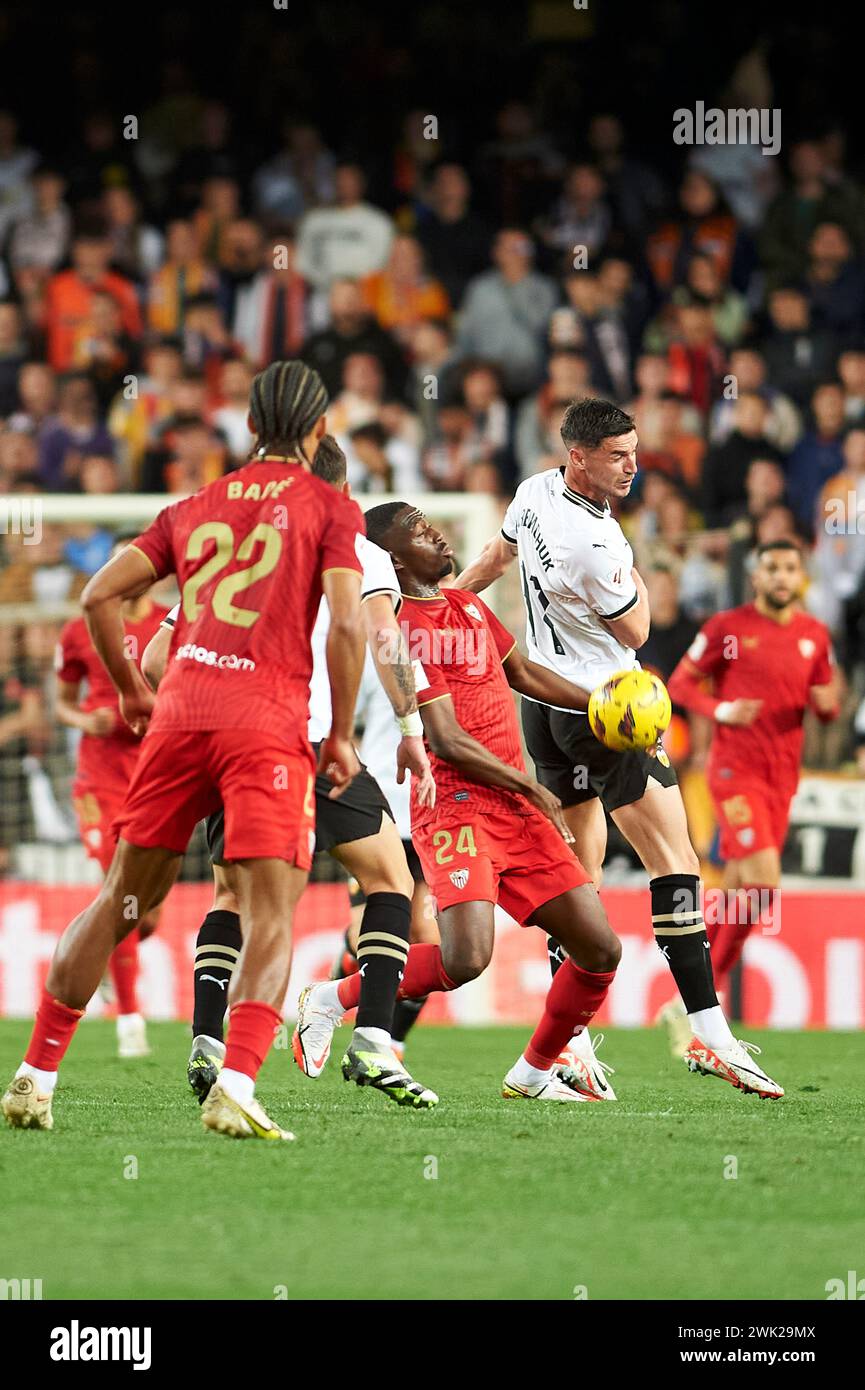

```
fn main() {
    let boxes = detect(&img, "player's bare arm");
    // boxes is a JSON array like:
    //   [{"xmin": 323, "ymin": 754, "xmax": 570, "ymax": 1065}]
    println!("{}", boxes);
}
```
[
  {"xmin": 453, "ymin": 533, "xmax": 517, "ymax": 593},
  {"xmin": 362, "ymin": 591, "xmax": 435, "ymax": 809},
  {"xmin": 599, "ymin": 565, "xmax": 651, "ymax": 649},
  {"xmin": 55, "ymin": 679, "xmax": 116, "ymax": 737},
  {"xmin": 140, "ymin": 623, "xmax": 172, "ymax": 692},
  {"xmin": 419, "ymin": 694, "xmax": 573, "ymax": 842},
  {"xmin": 321, "ymin": 567, "xmax": 365, "ymax": 796},
  {"xmin": 668, "ymin": 657, "xmax": 763, "ymax": 726},
  {"xmin": 810, "ymin": 671, "xmax": 842, "ymax": 719},
  {"xmin": 81, "ymin": 547, "xmax": 157, "ymax": 735},
  {"xmin": 502, "ymin": 644, "xmax": 590, "ymax": 710}
]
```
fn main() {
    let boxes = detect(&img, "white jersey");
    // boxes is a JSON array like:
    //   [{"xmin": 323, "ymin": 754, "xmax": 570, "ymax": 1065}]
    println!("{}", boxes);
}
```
[
  {"xmin": 502, "ymin": 467, "xmax": 639, "ymax": 708},
  {"xmin": 308, "ymin": 534, "xmax": 400, "ymax": 742},
  {"xmin": 356, "ymin": 654, "xmax": 410, "ymax": 838}
]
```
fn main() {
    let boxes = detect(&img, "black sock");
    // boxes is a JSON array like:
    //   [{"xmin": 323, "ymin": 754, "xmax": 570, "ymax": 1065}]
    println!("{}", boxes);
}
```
[
  {"xmin": 355, "ymin": 892, "xmax": 410, "ymax": 1032},
  {"xmin": 392, "ymin": 995, "xmax": 428, "ymax": 1044},
  {"xmin": 330, "ymin": 928, "xmax": 358, "ymax": 980},
  {"xmin": 547, "ymin": 936, "xmax": 566, "ymax": 978},
  {"xmin": 650, "ymin": 874, "xmax": 717, "ymax": 1014},
  {"xmin": 193, "ymin": 909, "xmax": 242, "ymax": 1042}
]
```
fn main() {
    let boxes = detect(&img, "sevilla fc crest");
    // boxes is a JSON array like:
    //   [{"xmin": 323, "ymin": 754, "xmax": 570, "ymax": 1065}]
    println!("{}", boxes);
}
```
[
  {"xmin": 798, "ymin": 638, "xmax": 816, "ymax": 660},
  {"xmin": 736, "ymin": 827, "xmax": 755, "ymax": 848},
  {"xmin": 465, "ymin": 603, "xmax": 482, "ymax": 621},
  {"xmin": 449, "ymin": 868, "xmax": 470, "ymax": 889}
]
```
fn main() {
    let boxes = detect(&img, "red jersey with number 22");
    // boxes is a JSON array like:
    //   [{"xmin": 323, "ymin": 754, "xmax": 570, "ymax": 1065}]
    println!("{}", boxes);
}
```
[
  {"xmin": 130, "ymin": 459, "xmax": 364, "ymax": 738},
  {"xmin": 404, "ymin": 588, "xmax": 526, "ymax": 828}
]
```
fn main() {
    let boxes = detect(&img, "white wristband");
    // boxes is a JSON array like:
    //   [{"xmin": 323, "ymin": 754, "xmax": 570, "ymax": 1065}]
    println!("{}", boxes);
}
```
[
  {"xmin": 397, "ymin": 710, "xmax": 424, "ymax": 738},
  {"xmin": 714, "ymin": 702, "xmax": 735, "ymax": 725}
]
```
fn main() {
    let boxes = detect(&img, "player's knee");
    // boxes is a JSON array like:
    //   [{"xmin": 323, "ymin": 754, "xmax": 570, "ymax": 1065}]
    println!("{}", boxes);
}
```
[
  {"xmin": 575, "ymin": 930, "xmax": 621, "ymax": 974},
  {"xmin": 441, "ymin": 939, "xmax": 491, "ymax": 985}
]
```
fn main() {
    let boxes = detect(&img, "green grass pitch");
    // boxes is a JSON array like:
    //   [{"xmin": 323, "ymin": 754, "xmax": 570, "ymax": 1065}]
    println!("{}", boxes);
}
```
[{"xmin": 1, "ymin": 1021, "xmax": 863, "ymax": 1301}]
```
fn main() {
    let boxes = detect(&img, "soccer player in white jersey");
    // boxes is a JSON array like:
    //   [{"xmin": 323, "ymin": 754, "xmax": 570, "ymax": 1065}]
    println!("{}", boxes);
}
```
[
  {"xmin": 142, "ymin": 436, "xmax": 439, "ymax": 1108},
  {"xmin": 456, "ymin": 397, "xmax": 784, "ymax": 1100}
]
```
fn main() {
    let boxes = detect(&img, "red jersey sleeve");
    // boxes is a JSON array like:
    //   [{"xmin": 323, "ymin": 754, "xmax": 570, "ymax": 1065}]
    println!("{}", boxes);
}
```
[
  {"xmin": 474, "ymin": 594, "xmax": 517, "ymax": 663},
  {"xmin": 130, "ymin": 506, "xmax": 176, "ymax": 580},
  {"xmin": 54, "ymin": 620, "xmax": 87, "ymax": 685},
  {"xmin": 810, "ymin": 629, "xmax": 834, "ymax": 687},
  {"xmin": 682, "ymin": 614, "xmax": 728, "ymax": 676},
  {"xmin": 320, "ymin": 494, "xmax": 365, "ymax": 580}
]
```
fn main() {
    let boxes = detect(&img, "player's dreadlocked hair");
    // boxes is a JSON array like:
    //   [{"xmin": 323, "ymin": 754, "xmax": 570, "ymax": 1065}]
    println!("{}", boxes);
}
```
[
  {"xmin": 364, "ymin": 501, "xmax": 410, "ymax": 551},
  {"xmin": 311, "ymin": 433, "xmax": 347, "ymax": 487},
  {"xmin": 249, "ymin": 360, "xmax": 329, "ymax": 464}
]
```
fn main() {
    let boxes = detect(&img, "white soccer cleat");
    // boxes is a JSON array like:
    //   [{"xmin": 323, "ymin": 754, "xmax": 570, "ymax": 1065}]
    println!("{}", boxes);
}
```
[
  {"xmin": 655, "ymin": 997, "xmax": 692, "ymax": 1059},
  {"xmin": 685, "ymin": 1037, "xmax": 784, "ymax": 1099},
  {"xmin": 117, "ymin": 1012, "xmax": 150, "ymax": 1058},
  {"xmin": 502, "ymin": 1066, "xmax": 602, "ymax": 1102},
  {"xmin": 2, "ymin": 1075, "xmax": 54, "ymax": 1130},
  {"xmin": 556, "ymin": 1031, "xmax": 617, "ymax": 1100},
  {"xmin": 201, "ymin": 1082, "xmax": 295, "ymax": 1140},
  {"xmin": 292, "ymin": 983, "xmax": 343, "ymax": 1078}
]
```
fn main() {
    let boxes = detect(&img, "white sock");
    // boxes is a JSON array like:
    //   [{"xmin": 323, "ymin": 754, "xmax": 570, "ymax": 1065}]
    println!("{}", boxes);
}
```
[
  {"xmin": 218, "ymin": 1067, "xmax": 255, "ymax": 1106},
  {"xmin": 510, "ymin": 1054, "xmax": 555, "ymax": 1087},
  {"xmin": 312, "ymin": 980, "xmax": 344, "ymax": 1016},
  {"xmin": 117, "ymin": 1013, "xmax": 143, "ymax": 1027},
  {"xmin": 16, "ymin": 1061, "xmax": 57, "ymax": 1093},
  {"xmin": 688, "ymin": 1005, "xmax": 735, "ymax": 1049},
  {"xmin": 354, "ymin": 1026, "xmax": 391, "ymax": 1049}
]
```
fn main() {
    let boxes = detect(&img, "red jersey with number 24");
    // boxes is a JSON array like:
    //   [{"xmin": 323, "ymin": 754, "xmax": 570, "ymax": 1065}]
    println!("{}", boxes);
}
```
[
  {"xmin": 130, "ymin": 458, "xmax": 364, "ymax": 737},
  {"xmin": 404, "ymin": 588, "xmax": 527, "ymax": 829}
]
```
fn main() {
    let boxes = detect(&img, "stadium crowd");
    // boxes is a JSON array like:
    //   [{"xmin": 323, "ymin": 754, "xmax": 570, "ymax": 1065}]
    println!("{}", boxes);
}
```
[{"xmin": 2, "ymin": 48, "xmax": 865, "ymax": 864}]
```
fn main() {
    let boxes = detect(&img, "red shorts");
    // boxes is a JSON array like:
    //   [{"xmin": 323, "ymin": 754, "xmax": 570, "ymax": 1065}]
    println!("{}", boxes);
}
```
[
  {"xmin": 73, "ymin": 746, "xmax": 140, "ymax": 873},
  {"xmin": 708, "ymin": 776, "xmax": 794, "ymax": 861},
  {"xmin": 116, "ymin": 728, "xmax": 316, "ymax": 866},
  {"xmin": 413, "ymin": 805, "xmax": 590, "ymax": 925}
]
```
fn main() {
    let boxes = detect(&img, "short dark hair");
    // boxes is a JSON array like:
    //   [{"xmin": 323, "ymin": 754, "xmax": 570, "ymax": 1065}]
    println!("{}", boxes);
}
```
[
  {"xmin": 365, "ymin": 501, "xmax": 410, "ymax": 550},
  {"xmin": 757, "ymin": 538, "xmax": 803, "ymax": 560},
  {"xmin": 311, "ymin": 433, "xmax": 347, "ymax": 486},
  {"xmin": 560, "ymin": 398, "xmax": 634, "ymax": 450}
]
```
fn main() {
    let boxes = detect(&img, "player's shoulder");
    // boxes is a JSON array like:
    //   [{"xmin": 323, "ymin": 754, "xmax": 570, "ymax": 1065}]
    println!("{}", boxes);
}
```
[
  {"xmin": 511, "ymin": 467, "xmax": 561, "ymax": 508},
  {"xmin": 795, "ymin": 608, "xmax": 831, "ymax": 638},
  {"xmin": 58, "ymin": 613, "xmax": 88, "ymax": 646}
]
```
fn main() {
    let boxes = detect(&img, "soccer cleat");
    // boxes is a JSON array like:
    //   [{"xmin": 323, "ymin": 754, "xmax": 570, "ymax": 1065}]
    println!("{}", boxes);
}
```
[
  {"xmin": 2, "ymin": 1075, "xmax": 54, "ymax": 1130},
  {"xmin": 201, "ymin": 1082, "xmax": 295, "ymax": 1140},
  {"xmin": 684, "ymin": 1037, "xmax": 784, "ymax": 1099},
  {"xmin": 556, "ymin": 1031, "xmax": 617, "ymax": 1100},
  {"xmin": 656, "ymin": 997, "xmax": 692, "ymax": 1059},
  {"xmin": 187, "ymin": 1035, "xmax": 225, "ymax": 1103},
  {"xmin": 292, "ymin": 982, "xmax": 343, "ymax": 1078},
  {"xmin": 341, "ymin": 1038, "xmax": 438, "ymax": 1108},
  {"xmin": 502, "ymin": 1066, "xmax": 602, "ymax": 1102},
  {"xmin": 116, "ymin": 1013, "xmax": 150, "ymax": 1059}
]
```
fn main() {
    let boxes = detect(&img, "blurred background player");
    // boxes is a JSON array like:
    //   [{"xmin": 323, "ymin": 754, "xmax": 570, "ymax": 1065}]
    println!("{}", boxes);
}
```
[
  {"xmin": 456, "ymin": 398, "xmax": 784, "ymax": 1099},
  {"xmin": 3, "ymin": 361, "xmax": 366, "ymax": 1141},
  {"xmin": 298, "ymin": 502, "xmax": 623, "ymax": 1103},
  {"xmin": 54, "ymin": 533, "xmax": 169, "ymax": 1058},
  {"xmin": 143, "ymin": 435, "xmax": 438, "ymax": 1108},
  {"xmin": 667, "ymin": 539, "xmax": 840, "ymax": 1031}
]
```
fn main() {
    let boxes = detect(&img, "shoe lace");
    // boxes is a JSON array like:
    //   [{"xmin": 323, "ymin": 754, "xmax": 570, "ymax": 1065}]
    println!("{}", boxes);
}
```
[
  {"xmin": 736, "ymin": 1039, "xmax": 762, "ymax": 1058},
  {"xmin": 586, "ymin": 1032, "xmax": 616, "ymax": 1077}
]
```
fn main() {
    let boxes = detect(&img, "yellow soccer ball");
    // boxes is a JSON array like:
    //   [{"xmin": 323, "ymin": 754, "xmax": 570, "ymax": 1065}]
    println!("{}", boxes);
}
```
[{"xmin": 588, "ymin": 668, "xmax": 672, "ymax": 752}]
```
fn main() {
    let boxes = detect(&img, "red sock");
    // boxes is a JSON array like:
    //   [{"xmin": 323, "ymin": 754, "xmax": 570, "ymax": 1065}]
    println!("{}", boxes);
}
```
[
  {"xmin": 109, "ymin": 930, "xmax": 140, "ymax": 1015},
  {"xmin": 25, "ymin": 988, "xmax": 86, "ymax": 1072},
  {"xmin": 336, "ymin": 943, "xmax": 457, "ymax": 1011},
  {"xmin": 710, "ymin": 888, "xmax": 774, "ymax": 992},
  {"xmin": 223, "ymin": 1000, "xmax": 282, "ymax": 1081},
  {"xmin": 524, "ymin": 960, "xmax": 616, "ymax": 1069}
]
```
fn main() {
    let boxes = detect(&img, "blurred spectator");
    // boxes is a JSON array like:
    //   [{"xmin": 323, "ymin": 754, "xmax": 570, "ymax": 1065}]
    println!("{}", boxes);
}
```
[
  {"xmin": 708, "ymin": 347, "xmax": 802, "ymax": 452},
  {"xmin": 0, "ymin": 111, "xmax": 38, "ymax": 243},
  {"xmin": 65, "ymin": 110, "xmax": 138, "ymax": 205},
  {"xmin": 231, "ymin": 234, "xmax": 307, "ymax": 366},
  {"xmin": 626, "ymin": 352, "xmax": 701, "ymax": 442},
  {"xmin": 588, "ymin": 114, "xmax": 667, "ymax": 242},
  {"xmin": 392, "ymin": 110, "xmax": 443, "ymax": 208},
  {"xmin": 62, "ymin": 456, "xmax": 118, "ymax": 573},
  {"xmin": 181, "ymin": 293, "xmax": 239, "ymax": 391},
  {"xmin": 251, "ymin": 119, "xmax": 335, "ymax": 224},
  {"xmin": 415, "ymin": 164, "xmax": 490, "ymax": 305},
  {"xmin": 635, "ymin": 392, "xmax": 705, "ymax": 494},
  {"xmin": 0, "ymin": 430, "xmax": 39, "ymax": 492},
  {"xmin": 515, "ymin": 349, "xmax": 593, "ymax": 480},
  {"xmin": 757, "ymin": 285, "xmax": 838, "ymax": 409},
  {"xmin": 639, "ymin": 565, "xmax": 700, "ymax": 688},
  {"xmin": 7, "ymin": 168, "xmax": 71, "ymax": 274},
  {"xmin": 346, "ymin": 418, "xmax": 422, "ymax": 496},
  {"xmin": 803, "ymin": 221, "xmax": 865, "ymax": 338},
  {"xmin": 108, "ymin": 337, "xmax": 182, "ymax": 483},
  {"xmin": 37, "ymin": 374, "xmax": 114, "ymax": 490},
  {"xmin": 810, "ymin": 426, "xmax": 865, "ymax": 635},
  {"xmin": 700, "ymin": 391, "xmax": 781, "ymax": 527},
  {"xmin": 422, "ymin": 405, "xmax": 479, "ymax": 491},
  {"xmin": 457, "ymin": 229, "xmax": 556, "ymax": 396},
  {"xmin": 759, "ymin": 140, "xmax": 865, "ymax": 290},
  {"xmin": 0, "ymin": 303, "xmax": 27, "ymax": 416},
  {"xmin": 174, "ymin": 101, "xmax": 247, "ymax": 211},
  {"xmin": 838, "ymin": 348, "xmax": 865, "ymax": 424},
  {"xmin": 0, "ymin": 623, "xmax": 43, "ymax": 875},
  {"xmin": 72, "ymin": 291, "xmax": 138, "ymax": 413},
  {"xmin": 725, "ymin": 458, "xmax": 789, "ymax": 605},
  {"xmin": 300, "ymin": 279, "xmax": 407, "ymax": 399},
  {"xmin": 552, "ymin": 271, "xmax": 633, "ymax": 400},
  {"xmin": 785, "ymin": 381, "xmax": 846, "ymax": 533},
  {"xmin": 102, "ymin": 186, "xmax": 164, "ymax": 283},
  {"xmin": 537, "ymin": 163, "xmax": 612, "ymax": 272},
  {"xmin": 459, "ymin": 360, "xmax": 511, "ymax": 481},
  {"xmin": 44, "ymin": 227, "xmax": 142, "ymax": 371},
  {"xmin": 148, "ymin": 219, "xmax": 216, "ymax": 335},
  {"xmin": 211, "ymin": 358, "xmax": 255, "ymax": 463},
  {"xmin": 596, "ymin": 256, "xmax": 651, "ymax": 357},
  {"xmin": 296, "ymin": 163, "xmax": 393, "ymax": 293},
  {"xmin": 141, "ymin": 414, "xmax": 228, "ymax": 494},
  {"xmin": 477, "ymin": 101, "xmax": 563, "ymax": 226},
  {"xmin": 0, "ymin": 523, "xmax": 87, "ymax": 604},
  {"xmin": 7, "ymin": 362, "xmax": 56, "ymax": 433},
  {"xmin": 360, "ymin": 235, "xmax": 449, "ymax": 347},
  {"xmin": 216, "ymin": 218, "xmax": 266, "ymax": 326},
  {"xmin": 192, "ymin": 175, "xmax": 242, "ymax": 265},
  {"xmin": 647, "ymin": 171, "xmax": 745, "ymax": 294},
  {"xmin": 407, "ymin": 319, "xmax": 461, "ymax": 446},
  {"xmin": 666, "ymin": 301, "xmax": 727, "ymax": 415},
  {"xmin": 668, "ymin": 252, "xmax": 749, "ymax": 349}
]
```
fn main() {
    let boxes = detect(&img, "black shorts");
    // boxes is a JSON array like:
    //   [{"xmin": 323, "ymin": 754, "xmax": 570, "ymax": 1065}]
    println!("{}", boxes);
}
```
[
  {"xmin": 521, "ymin": 699, "xmax": 678, "ymax": 813},
  {"xmin": 206, "ymin": 745, "xmax": 393, "ymax": 865}
]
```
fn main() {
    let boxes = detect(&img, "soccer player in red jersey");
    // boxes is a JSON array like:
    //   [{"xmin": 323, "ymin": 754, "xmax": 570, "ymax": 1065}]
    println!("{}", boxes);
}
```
[
  {"xmin": 297, "ymin": 502, "xmax": 624, "ymax": 1102},
  {"xmin": 3, "ymin": 361, "xmax": 366, "ymax": 1141},
  {"xmin": 668, "ymin": 539, "xmax": 840, "ymax": 1003},
  {"xmin": 55, "ymin": 535, "xmax": 170, "ymax": 1060}
]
